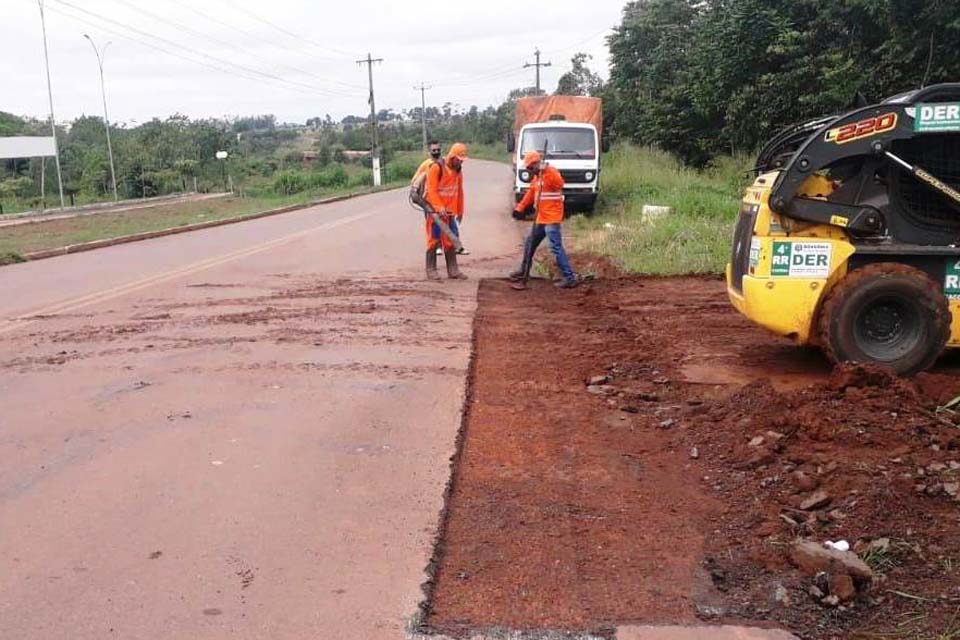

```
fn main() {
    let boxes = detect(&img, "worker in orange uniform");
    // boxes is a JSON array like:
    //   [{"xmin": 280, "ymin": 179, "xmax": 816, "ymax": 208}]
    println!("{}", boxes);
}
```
[
  {"xmin": 424, "ymin": 142, "xmax": 468, "ymax": 280},
  {"xmin": 412, "ymin": 139, "xmax": 443, "ymax": 183},
  {"xmin": 510, "ymin": 150, "xmax": 578, "ymax": 289},
  {"xmin": 412, "ymin": 140, "xmax": 469, "ymax": 257}
]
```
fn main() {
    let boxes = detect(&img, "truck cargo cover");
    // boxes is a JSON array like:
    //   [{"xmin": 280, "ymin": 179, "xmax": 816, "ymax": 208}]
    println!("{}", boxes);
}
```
[{"xmin": 514, "ymin": 96, "xmax": 602, "ymax": 136}]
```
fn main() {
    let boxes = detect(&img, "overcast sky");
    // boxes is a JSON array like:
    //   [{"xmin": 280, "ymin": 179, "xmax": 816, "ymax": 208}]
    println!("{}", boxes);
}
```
[{"xmin": 2, "ymin": 0, "xmax": 624, "ymax": 125}]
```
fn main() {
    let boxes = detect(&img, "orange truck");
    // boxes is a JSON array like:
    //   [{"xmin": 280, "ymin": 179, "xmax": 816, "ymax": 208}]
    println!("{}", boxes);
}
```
[{"xmin": 507, "ymin": 95, "xmax": 607, "ymax": 213}]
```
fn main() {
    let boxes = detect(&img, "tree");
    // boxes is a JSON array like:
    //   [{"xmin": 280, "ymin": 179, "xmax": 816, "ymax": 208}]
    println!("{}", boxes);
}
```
[
  {"xmin": 0, "ymin": 112, "xmax": 26, "ymax": 137},
  {"xmin": 556, "ymin": 53, "xmax": 603, "ymax": 96},
  {"xmin": 174, "ymin": 159, "xmax": 199, "ymax": 190},
  {"xmin": 317, "ymin": 144, "xmax": 332, "ymax": 166},
  {"xmin": 606, "ymin": 0, "xmax": 960, "ymax": 165}
]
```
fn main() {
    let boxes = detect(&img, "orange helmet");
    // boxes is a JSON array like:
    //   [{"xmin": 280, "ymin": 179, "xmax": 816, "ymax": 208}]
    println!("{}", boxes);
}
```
[
  {"xmin": 448, "ymin": 142, "xmax": 468, "ymax": 159},
  {"xmin": 522, "ymin": 150, "xmax": 542, "ymax": 168}
]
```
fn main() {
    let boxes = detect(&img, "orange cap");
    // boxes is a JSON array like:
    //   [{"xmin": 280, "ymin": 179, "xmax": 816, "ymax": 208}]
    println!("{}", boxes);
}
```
[
  {"xmin": 522, "ymin": 150, "xmax": 542, "ymax": 168},
  {"xmin": 448, "ymin": 142, "xmax": 468, "ymax": 159}
]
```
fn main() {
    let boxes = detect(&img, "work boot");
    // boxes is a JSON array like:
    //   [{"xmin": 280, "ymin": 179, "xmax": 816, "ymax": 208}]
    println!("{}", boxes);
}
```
[
  {"xmin": 444, "ymin": 251, "xmax": 468, "ymax": 280},
  {"xmin": 555, "ymin": 278, "xmax": 579, "ymax": 289},
  {"xmin": 425, "ymin": 250, "xmax": 441, "ymax": 281},
  {"xmin": 508, "ymin": 269, "xmax": 525, "ymax": 282}
]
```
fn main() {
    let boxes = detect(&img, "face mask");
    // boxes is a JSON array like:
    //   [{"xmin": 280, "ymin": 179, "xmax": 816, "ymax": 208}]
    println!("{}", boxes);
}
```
[{"xmin": 430, "ymin": 149, "xmax": 441, "ymax": 159}]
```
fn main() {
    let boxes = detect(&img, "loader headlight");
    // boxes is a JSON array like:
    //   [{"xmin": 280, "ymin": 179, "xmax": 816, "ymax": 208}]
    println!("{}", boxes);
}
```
[
  {"xmin": 519, "ymin": 170, "xmax": 531, "ymax": 182},
  {"xmin": 584, "ymin": 171, "xmax": 595, "ymax": 181}
]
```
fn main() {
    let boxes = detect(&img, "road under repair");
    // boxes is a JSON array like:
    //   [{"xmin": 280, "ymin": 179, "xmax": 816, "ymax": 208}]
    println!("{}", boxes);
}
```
[
  {"xmin": 3, "ymin": 158, "xmax": 955, "ymax": 640},
  {"xmin": 0, "ymin": 160, "xmax": 520, "ymax": 640},
  {"xmin": 427, "ymin": 275, "xmax": 960, "ymax": 640}
]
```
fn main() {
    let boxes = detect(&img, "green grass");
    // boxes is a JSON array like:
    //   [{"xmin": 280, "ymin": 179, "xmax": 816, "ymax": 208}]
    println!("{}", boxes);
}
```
[
  {"xmin": 0, "ymin": 251, "xmax": 26, "ymax": 265},
  {"xmin": 568, "ymin": 144, "xmax": 753, "ymax": 275},
  {"xmin": 0, "ymin": 181, "xmax": 404, "ymax": 259}
]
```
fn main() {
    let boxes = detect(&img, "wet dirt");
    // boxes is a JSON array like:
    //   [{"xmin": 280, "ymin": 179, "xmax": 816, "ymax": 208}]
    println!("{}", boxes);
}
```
[
  {"xmin": 426, "ymin": 275, "xmax": 960, "ymax": 639},
  {"xmin": 0, "ymin": 274, "xmax": 469, "ymax": 372}
]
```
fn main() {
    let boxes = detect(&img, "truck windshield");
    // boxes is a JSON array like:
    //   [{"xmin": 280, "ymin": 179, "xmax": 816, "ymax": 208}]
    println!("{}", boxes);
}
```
[{"xmin": 521, "ymin": 128, "xmax": 596, "ymax": 159}]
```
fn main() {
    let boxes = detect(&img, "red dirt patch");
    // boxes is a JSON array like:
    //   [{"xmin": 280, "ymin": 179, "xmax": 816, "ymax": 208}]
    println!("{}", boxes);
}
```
[{"xmin": 426, "ymin": 276, "xmax": 960, "ymax": 639}]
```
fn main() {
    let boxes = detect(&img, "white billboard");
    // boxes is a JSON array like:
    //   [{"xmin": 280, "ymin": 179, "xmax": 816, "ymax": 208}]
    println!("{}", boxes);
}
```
[{"xmin": 0, "ymin": 136, "xmax": 57, "ymax": 159}]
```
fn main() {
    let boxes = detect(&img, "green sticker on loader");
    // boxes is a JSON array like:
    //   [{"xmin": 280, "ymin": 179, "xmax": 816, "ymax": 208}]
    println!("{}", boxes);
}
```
[
  {"xmin": 771, "ymin": 242, "xmax": 792, "ymax": 276},
  {"xmin": 945, "ymin": 259, "xmax": 960, "ymax": 300},
  {"xmin": 914, "ymin": 103, "xmax": 960, "ymax": 132},
  {"xmin": 771, "ymin": 241, "xmax": 832, "ymax": 278}
]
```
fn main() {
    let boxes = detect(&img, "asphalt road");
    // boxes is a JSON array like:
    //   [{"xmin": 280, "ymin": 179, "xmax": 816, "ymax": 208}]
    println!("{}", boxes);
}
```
[{"xmin": 0, "ymin": 160, "xmax": 520, "ymax": 640}]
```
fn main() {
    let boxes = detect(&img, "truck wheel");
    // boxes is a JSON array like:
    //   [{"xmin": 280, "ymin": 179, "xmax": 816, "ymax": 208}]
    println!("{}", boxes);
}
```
[{"xmin": 817, "ymin": 263, "xmax": 951, "ymax": 375}]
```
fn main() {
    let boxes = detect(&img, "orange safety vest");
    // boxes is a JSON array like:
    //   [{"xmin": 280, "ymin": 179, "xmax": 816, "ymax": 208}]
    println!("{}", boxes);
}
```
[
  {"xmin": 425, "ymin": 160, "xmax": 464, "ymax": 216},
  {"xmin": 517, "ymin": 164, "xmax": 565, "ymax": 224},
  {"xmin": 411, "ymin": 157, "xmax": 435, "ymax": 185}
]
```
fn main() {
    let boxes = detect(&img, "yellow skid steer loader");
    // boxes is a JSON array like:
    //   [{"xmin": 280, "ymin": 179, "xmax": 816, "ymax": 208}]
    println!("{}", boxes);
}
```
[{"xmin": 728, "ymin": 84, "xmax": 960, "ymax": 375}]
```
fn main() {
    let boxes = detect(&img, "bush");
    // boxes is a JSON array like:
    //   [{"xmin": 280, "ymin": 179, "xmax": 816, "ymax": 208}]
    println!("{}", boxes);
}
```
[
  {"xmin": 310, "ymin": 164, "xmax": 348, "ymax": 189},
  {"xmin": 384, "ymin": 157, "xmax": 420, "ymax": 183},
  {"xmin": 349, "ymin": 171, "xmax": 373, "ymax": 188},
  {"xmin": 273, "ymin": 170, "xmax": 309, "ymax": 195}
]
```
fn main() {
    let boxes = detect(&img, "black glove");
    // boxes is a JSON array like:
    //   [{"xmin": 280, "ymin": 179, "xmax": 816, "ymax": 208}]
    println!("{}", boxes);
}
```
[{"xmin": 511, "ymin": 209, "xmax": 524, "ymax": 220}]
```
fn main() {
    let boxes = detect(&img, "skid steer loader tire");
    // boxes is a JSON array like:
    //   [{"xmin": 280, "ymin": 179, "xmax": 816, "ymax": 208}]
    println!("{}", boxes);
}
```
[{"xmin": 818, "ymin": 263, "xmax": 951, "ymax": 376}]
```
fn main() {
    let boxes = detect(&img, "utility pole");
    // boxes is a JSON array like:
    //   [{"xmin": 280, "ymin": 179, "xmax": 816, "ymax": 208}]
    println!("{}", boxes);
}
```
[
  {"xmin": 84, "ymin": 35, "xmax": 119, "ymax": 201},
  {"xmin": 37, "ymin": 0, "xmax": 65, "ymax": 209},
  {"xmin": 356, "ymin": 53, "xmax": 383, "ymax": 186},
  {"xmin": 523, "ymin": 48, "xmax": 552, "ymax": 95},
  {"xmin": 413, "ymin": 83, "xmax": 431, "ymax": 151}
]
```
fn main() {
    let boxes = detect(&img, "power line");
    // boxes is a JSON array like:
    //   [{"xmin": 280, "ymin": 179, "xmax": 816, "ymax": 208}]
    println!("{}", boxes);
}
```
[
  {"xmin": 151, "ymin": 0, "xmax": 366, "ymax": 91},
  {"xmin": 48, "ymin": 0, "xmax": 364, "ymax": 99},
  {"xmin": 430, "ymin": 58, "xmax": 527, "ymax": 87},
  {"xmin": 105, "ymin": 0, "xmax": 364, "ymax": 94},
  {"xmin": 213, "ymin": 0, "xmax": 356, "ymax": 61},
  {"xmin": 462, "ymin": 67, "xmax": 531, "ymax": 85},
  {"xmin": 106, "ymin": 0, "xmax": 355, "ymax": 93},
  {"xmin": 36, "ymin": 0, "xmax": 356, "ymax": 101},
  {"xmin": 43, "ymin": 1, "xmax": 309, "ymax": 93},
  {"xmin": 540, "ymin": 27, "xmax": 612, "ymax": 56}
]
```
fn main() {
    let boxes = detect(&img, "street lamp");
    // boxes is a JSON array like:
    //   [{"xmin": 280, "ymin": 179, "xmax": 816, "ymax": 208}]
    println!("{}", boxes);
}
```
[
  {"xmin": 36, "ymin": 0, "xmax": 65, "ymax": 209},
  {"xmin": 83, "ymin": 34, "xmax": 119, "ymax": 201}
]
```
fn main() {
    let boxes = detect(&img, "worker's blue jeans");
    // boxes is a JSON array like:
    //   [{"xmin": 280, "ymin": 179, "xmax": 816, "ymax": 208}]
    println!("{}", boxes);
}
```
[{"xmin": 519, "ymin": 223, "xmax": 575, "ymax": 282}]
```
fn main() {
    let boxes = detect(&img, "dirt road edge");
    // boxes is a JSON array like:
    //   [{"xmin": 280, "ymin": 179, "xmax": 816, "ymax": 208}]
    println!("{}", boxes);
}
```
[{"xmin": 412, "ymin": 278, "xmax": 485, "ymax": 635}]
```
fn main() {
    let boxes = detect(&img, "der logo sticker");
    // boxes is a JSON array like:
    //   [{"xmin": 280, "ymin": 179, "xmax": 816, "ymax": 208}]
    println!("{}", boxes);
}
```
[{"xmin": 771, "ymin": 241, "xmax": 832, "ymax": 278}]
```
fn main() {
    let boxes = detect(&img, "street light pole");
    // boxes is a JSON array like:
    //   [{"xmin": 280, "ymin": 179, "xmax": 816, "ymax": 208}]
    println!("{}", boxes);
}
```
[
  {"xmin": 37, "ymin": 0, "xmax": 65, "ymax": 210},
  {"xmin": 84, "ymin": 35, "xmax": 119, "ymax": 201}
]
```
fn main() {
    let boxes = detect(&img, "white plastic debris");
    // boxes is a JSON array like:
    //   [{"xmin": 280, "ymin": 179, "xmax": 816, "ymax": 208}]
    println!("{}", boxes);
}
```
[
  {"xmin": 642, "ymin": 204, "xmax": 673, "ymax": 222},
  {"xmin": 824, "ymin": 540, "xmax": 850, "ymax": 552}
]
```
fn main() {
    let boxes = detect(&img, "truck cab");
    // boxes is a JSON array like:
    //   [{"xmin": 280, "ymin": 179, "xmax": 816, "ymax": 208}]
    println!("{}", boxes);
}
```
[
  {"xmin": 508, "ymin": 95, "xmax": 606, "ymax": 215},
  {"xmin": 511, "ymin": 120, "xmax": 600, "ymax": 213}
]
